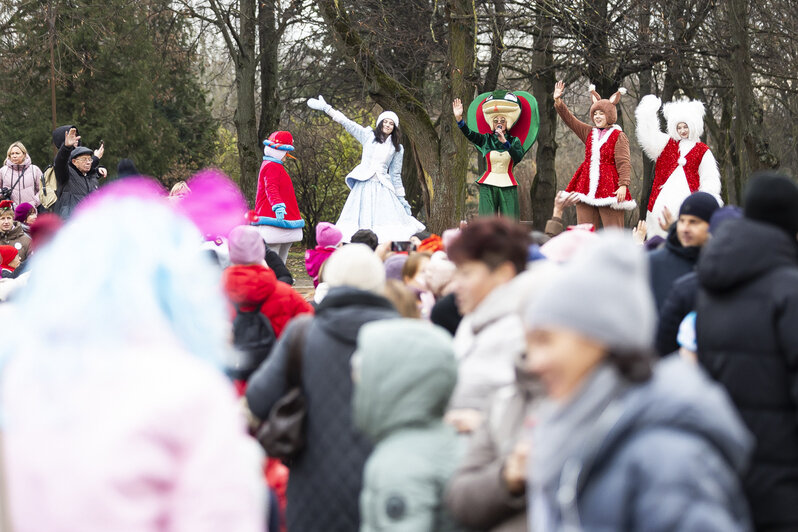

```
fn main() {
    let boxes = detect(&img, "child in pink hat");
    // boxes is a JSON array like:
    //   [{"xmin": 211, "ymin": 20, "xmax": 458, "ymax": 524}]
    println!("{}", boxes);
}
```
[{"xmin": 304, "ymin": 222, "xmax": 343, "ymax": 287}]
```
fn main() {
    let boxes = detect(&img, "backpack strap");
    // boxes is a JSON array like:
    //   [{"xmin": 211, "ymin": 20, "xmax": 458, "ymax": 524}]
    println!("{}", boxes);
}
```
[
  {"xmin": 6, "ymin": 168, "xmax": 26, "ymax": 197},
  {"xmin": 41, "ymin": 165, "xmax": 53, "ymax": 195},
  {"xmin": 285, "ymin": 315, "xmax": 313, "ymax": 388}
]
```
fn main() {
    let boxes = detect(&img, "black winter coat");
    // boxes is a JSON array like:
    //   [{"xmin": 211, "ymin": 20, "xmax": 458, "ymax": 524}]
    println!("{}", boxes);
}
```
[
  {"xmin": 264, "ymin": 245, "xmax": 293, "ymax": 285},
  {"xmin": 697, "ymin": 217, "xmax": 798, "ymax": 529},
  {"xmin": 648, "ymin": 226, "xmax": 700, "ymax": 312},
  {"xmin": 246, "ymin": 287, "xmax": 399, "ymax": 532},
  {"xmin": 53, "ymin": 141, "xmax": 101, "ymax": 219},
  {"xmin": 655, "ymin": 271, "xmax": 699, "ymax": 356}
]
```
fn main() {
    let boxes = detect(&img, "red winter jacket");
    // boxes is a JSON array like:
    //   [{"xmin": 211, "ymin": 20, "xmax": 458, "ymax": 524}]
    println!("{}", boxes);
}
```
[{"xmin": 222, "ymin": 264, "xmax": 313, "ymax": 338}]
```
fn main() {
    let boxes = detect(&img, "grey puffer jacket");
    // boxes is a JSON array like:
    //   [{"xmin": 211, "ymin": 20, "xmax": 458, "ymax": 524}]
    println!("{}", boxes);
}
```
[
  {"xmin": 531, "ymin": 356, "xmax": 753, "ymax": 532},
  {"xmin": 246, "ymin": 286, "xmax": 399, "ymax": 532}
]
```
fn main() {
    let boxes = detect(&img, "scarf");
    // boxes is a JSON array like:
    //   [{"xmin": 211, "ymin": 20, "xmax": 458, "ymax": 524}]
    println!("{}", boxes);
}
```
[
  {"xmin": 262, "ymin": 155, "xmax": 284, "ymax": 165},
  {"xmin": 529, "ymin": 363, "xmax": 628, "ymax": 530}
]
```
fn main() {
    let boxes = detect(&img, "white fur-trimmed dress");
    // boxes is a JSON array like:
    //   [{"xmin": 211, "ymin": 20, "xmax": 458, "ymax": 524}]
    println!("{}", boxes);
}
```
[
  {"xmin": 636, "ymin": 95, "xmax": 722, "ymax": 239},
  {"xmin": 328, "ymin": 109, "xmax": 425, "ymax": 242}
]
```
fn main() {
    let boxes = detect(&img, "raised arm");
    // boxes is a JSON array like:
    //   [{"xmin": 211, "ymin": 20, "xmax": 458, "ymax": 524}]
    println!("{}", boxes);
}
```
[
  {"xmin": 307, "ymin": 95, "xmax": 371, "ymax": 145},
  {"xmin": 453, "ymin": 98, "xmax": 491, "ymax": 149},
  {"xmin": 54, "ymin": 128, "xmax": 80, "ymax": 189},
  {"xmin": 635, "ymin": 95, "xmax": 670, "ymax": 161},
  {"xmin": 553, "ymin": 81, "xmax": 593, "ymax": 144}
]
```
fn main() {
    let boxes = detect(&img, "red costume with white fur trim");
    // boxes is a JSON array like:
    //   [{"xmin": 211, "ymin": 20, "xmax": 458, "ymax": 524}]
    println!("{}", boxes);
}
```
[
  {"xmin": 635, "ymin": 94, "xmax": 721, "ymax": 238},
  {"xmin": 254, "ymin": 162, "xmax": 301, "ymax": 220},
  {"xmin": 566, "ymin": 126, "xmax": 635, "ymax": 209},
  {"xmin": 647, "ymin": 139, "xmax": 708, "ymax": 211}
]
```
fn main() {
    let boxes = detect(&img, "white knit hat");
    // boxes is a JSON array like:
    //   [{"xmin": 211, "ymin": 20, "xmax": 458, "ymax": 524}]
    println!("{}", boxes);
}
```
[
  {"xmin": 323, "ymin": 243, "xmax": 386, "ymax": 294},
  {"xmin": 376, "ymin": 111, "xmax": 399, "ymax": 127}
]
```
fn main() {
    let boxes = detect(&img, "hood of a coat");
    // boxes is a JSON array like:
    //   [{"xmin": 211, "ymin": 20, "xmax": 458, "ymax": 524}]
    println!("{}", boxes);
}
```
[
  {"xmin": 222, "ymin": 264, "xmax": 277, "ymax": 306},
  {"xmin": 353, "ymin": 319, "xmax": 457, "ymax": 442},
  {"xmin": 698, "ymin": 218, "xmax": 798, "ymax": 293},
  {"xmin": 4, "ymin": 155, "xmax": 31, "ymax": 172},
  {"xmin": 52, "ymin": 125, "xmax": 77, "ymax": 149},
  {"xmin": 314, "ymin": 286, "xmax": 398, "ymax": 344},
  {"xmin": 584, "ymin": 357, "xmax": 752, "ymax": 488}
]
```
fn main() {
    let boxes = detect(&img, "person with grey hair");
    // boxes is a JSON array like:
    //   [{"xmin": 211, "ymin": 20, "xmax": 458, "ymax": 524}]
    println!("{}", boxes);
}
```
[
  {"xmin": 524, "ymin": 232, "xmax": 752, "ymax": 532},
  {"xmin": 246, "ymin": 243, "xmax": 399, "ymax": 532}
]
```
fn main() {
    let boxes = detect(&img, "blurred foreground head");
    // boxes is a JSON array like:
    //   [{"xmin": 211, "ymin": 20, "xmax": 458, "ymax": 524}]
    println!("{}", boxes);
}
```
[
  {"xmin": 525, "ymin": 232, "xmax": 656, "ymax": 399},
  {"xmin": 744, "ymin": 172, "xmax": 798, "ymax": 236},
  {"xmin": 5, "ymin": 178, "xmax": 233, "ymax": 366}
]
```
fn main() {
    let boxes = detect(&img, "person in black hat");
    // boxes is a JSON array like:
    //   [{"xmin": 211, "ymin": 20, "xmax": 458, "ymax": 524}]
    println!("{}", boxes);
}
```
[
  {"xmin": 52, "ymin": 127, "xmax": 104, "ymax": 219},
  {"xmin": 695, "ymin": 172, "xmax": 798, "ymax": 530},
  {"xmin": 648, "ymin": 191, "xmax": 719, "ymax": 312},
  {"xmin": 117, "ymin": 158, "xmax": 139, "ymax": 179}
]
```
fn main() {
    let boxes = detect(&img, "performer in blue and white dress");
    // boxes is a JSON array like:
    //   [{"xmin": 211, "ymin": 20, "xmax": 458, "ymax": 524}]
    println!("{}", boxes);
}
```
[{"xmin": 307, "ymin": 95, "xmax": 425, "ymax": 242}]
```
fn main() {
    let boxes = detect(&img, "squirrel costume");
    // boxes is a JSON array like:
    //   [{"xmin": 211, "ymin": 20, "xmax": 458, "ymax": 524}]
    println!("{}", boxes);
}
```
[
  {"xmin": 636, "ymin": 95, "xmax": 722, "ymax": 239},
  {"xmin": 249, "ymin": 131, "xmax": 305, "ymax": 263},
  {"xmin": 457, "ymin": 90, "xmax": 539, "ymax": 218},
  {"xmin": 307, "ymin": 96, "xmax": 424, "ymax": 242},
  {"xmin": 555, "ymin": 84, "xmax": 634, "ymax": 228}
]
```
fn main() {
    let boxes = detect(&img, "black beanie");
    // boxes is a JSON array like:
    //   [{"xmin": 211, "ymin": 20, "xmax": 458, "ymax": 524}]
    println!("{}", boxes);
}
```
[
  {"xmin": 744, "ymin": 172, "xmax": 798, "ymax": 236},
  {"xmin": 679, "ymin": 191, "xmax": 719, "ymax": 223}
]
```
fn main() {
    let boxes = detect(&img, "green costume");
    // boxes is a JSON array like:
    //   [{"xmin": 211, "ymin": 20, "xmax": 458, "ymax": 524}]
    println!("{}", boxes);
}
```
[
  {"xmin": 353, "ymin": 319, "xmax": 465, "ymax": 532},
  {"xmin": 459, "ymin": 90, "xmax": 540, "ymax": 218}
]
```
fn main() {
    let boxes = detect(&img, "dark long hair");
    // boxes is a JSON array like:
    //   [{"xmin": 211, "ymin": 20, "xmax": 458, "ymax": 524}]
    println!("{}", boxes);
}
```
[{"xmin": 373, "ymin": 120, "xmax": 401, "ymax": 152}]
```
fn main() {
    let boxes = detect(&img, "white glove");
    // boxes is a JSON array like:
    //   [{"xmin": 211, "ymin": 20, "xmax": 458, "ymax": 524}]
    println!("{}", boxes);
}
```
[
  {"xmin": 398, "ymin": 196, "xmax": 412, "ymax": 216},
  {"xmin": 307, "ymin": 95, "xmax": 331, "ymax": 113},
  {"xmin": 638, "ymin": 94, "xmax": 662, "ymax": 110}
]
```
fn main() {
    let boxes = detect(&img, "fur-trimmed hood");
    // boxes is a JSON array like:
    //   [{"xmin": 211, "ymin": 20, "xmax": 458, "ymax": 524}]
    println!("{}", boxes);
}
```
[{"xmin": 663, "ymin": 99, "xmax": 705, "ymax": 141}]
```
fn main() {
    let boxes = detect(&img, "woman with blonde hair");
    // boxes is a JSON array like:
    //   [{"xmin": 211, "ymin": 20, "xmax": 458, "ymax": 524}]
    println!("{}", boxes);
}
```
[{"xmin": 0, "ymin": 142, "xmax": 42, "ymax": 209}]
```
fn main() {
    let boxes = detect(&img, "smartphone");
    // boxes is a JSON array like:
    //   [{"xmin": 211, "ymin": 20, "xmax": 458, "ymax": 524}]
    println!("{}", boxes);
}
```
[{"xmin": 391, "ymin": 241, "xmax": 415, "ymax": 252}]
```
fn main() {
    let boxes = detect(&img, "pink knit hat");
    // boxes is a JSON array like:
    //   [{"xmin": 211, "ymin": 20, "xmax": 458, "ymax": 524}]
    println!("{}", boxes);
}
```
[
  {"xmin": 539, "ymin": 227, "xmax": 599, "ymax": 263},
  {"xmin": 316, "ymin": 222, "xmax": 343, "ymax": 249},
  {"xmin": 228, "ymin": 225, "xmax": 265, "ymax": 265}
]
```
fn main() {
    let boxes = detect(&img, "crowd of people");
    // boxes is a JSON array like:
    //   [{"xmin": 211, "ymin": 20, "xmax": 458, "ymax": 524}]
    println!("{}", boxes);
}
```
[{"xmin": 1, "ymin": 102, "xmax": 798, "ymax": 532}]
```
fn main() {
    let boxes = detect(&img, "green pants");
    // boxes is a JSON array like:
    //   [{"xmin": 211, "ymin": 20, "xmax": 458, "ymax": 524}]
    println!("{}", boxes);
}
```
[{"xmin": 478, "ymin": 183, "xmax": 519, "ymax": 219}]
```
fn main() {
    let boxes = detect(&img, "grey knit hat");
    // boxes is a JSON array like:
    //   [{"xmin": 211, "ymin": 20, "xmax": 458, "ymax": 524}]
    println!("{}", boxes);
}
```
[{"xmin": 525, "ymin": 231, "xmax": 656, "ymax": 352}]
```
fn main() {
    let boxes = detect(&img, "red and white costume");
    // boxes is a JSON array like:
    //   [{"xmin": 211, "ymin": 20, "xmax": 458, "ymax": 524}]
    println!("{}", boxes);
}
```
[
  {"xmin": 566, "ymin": 125, "xmax": 636, "ymax": 210},
  {"xmin": 253, "ymin": 131, "xmax": 303, "ymax": 261},
  {"xmin": 636, "ymin": 95, "xmax": 721, "ymax": 238}
]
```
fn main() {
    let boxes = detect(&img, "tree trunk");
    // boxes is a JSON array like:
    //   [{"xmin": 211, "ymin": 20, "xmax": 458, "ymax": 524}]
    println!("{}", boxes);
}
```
[
  {"xmin": 258, "ymin": 0, "xmax": 280, "ymax": 141},
  {"xmin": 434, "ymin": 0, "xmax": 477, "ymax": 230},
  {"xmin": 638, "ymin": 66, "xmax": 655, "ymax": 221},
  {"xmin": 234, "ymin": 0, "xmax": 261, "ymax": 203},
  {"xmin": 637, "ymin": 6, "xmax": 654, "ymax": 221},
  {"xmin": 529, "ymin": 10, "xmax": 556, "ymax": 230},
  {"xmin": 725, "ymin": 0, "xmax": 778, "ymax": 198}
]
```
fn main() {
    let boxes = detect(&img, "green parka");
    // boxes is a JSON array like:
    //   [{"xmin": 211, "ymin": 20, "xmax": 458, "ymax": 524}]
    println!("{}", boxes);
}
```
[{"xmin": 353, "ymin": 319, "xmax": 466, "ymax": 532}]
